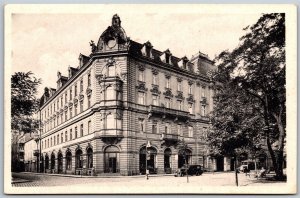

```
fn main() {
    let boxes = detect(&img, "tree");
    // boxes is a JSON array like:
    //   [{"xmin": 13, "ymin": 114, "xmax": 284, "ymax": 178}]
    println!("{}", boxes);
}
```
[
  {"xmin": 11, "ymin": 71, "xmax": 41, "ymax": 133},
  {"xmin": 209, "ymin": 13, "xmax": 286, "ymax": 180},
  {"xmin": 177, "ymin": 138, "xmax": 190, "ymax": 183},
  {"xmin": 11, "ymin": 72, "xmax": 41, "ymax": 171}
]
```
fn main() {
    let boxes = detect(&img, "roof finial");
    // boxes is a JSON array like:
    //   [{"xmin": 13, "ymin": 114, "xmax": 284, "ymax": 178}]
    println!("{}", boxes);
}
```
[{"xmin": 112, "ymin": 14, "xmax": 121, "ymax": 27}]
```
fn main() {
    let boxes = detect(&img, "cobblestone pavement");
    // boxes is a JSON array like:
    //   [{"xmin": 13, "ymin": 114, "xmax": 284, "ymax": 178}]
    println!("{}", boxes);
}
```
[{"xmin": 12, "ymin": 172, "xmax": 286, "ymax": 188}]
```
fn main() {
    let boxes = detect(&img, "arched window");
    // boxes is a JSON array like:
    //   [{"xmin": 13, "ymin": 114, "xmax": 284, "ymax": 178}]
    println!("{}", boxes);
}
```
[
  {"xmin": 104, "ymin": 146, "xmax": 120, "ymax": 173},
  {"xmin": 106, "ymin": 86, "xmax": 115, "ymax": 100},
  {"xmin": 108, "ymin": 65, "xmax": 116, "ymax": 77},
  {"xmin": 87, "ymin": 148, "xmax": 93, "ymax": 169},
  {"xmin": 75, "ymin": 149, "xmax": 83, "ymax": 169},
  {"xmin": 66, "ymin": 151, "xmax": 72, "ymax": 170}
]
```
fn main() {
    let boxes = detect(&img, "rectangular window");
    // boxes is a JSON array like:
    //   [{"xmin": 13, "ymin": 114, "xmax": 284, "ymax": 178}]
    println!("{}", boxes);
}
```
[
  {"xmin": 178, "ymin": 81, "xmax": 182, "ymax": 91},
  {"xmin": 54, "ymin": 117, "xmax": 56, "ymax": 127},
  {"xmin": 138, "ymin": 70, "xmax": 144, "ymax": 82},
  {"xmin": 188, "ymin": 103, "xmax": 193, "ymax": 114},
  {"xmin": 152, "ymin": 95, "xmax": 158, "ymax": 106},
  {"xmin": 61, "ymin": 133, "xmax": 63, "ymax": 143},
  {"xmin": 65, "ymin": 110, "xmax": 68, "ymax": 121},
  {"xmin": 80, "ymin": 124, "xmax": 83, "ymax": 137},
  {"xmin": 48, "ymin": 139, "xmax": 50, "ymax": 148},
  {"xmin": 165, "ymin": 123, "xmax": 170, "ymax": 134},
  {"xmin": 75, "ymin": 127, "xmax": 77, "ymax": 139},
  {"xmin": 70, "ymin": 129, "xmax": 73, "ymax": 140},
  {"xmin": 88, "ymin": 73, "xmax": 91, "ymax": 87},
  {"xmin": 61, "ymin": 113, "xmax": 63, "ymax": 123},
  {"xmin": 153, "ymin": 74, "xmax": 158, "ymax": 85},
  {"xmin": 80, "ymin": 101, "xmax": 83, "ymax": 113},
  {"xmin": 53, "ymin": 136, "xmax": 55, "ymax": 146},
  {"xmin": 88, "ymin": 96, "xmax": 91, "ymax": 108},
  {"xmin": 88, "ymin": 121, "xmax": 91, "ymax": 134},
  {"xmin": 65, "ymin": 131, "xmax": 68, "ymax": 142},
  {"xmin": 80, "ymin": 79, "xmax": 83, "ymax": 92},
  {"xmin": 138, "ymin": 92, "xmax": 145, "ymax": 105},
  {"xmin": 75, "ymin": 84, "xmax": 77, "ymax": 96},
  {"xmin": 57, "ymin": 134, "xmax": 59, "ymax": 144},
  {"xmin": 70, "ymin": 88, "xmax": 72, "ymax": 100},
  {"xmin": 152, "ymin": 121, "xmax": 158, "ymax": 134},
  {"xmin": 138, "ymin": 118, "xmax": 145, "ymax": 133},
  {"xmin": 201, "ymin": 87, "xmax": 206, "ymax": 97},
  {"xmin": 177, "ymin": 124, "xmax": 182, "ymax": 136},
  {"xmin": 201, "ymin": 105, "xmax": 206, "ymax": 116},
  {"xmin": 178, "ymin": 100, "xmax": 183, "ymax": 111},
  {"xmin": 57, "ymin": 100, "xmax": 59, "ymax": 110},
  {"xmin": 65, "ymin": 92, "xmax": 67, "ymax": 103},
  {"xmin": 75, "ymin": 105, "xmax": 78, "ymax": 115},
  {"xmin": 70, "ymin": 107, "xmax": 72, "ymax": 118},
  {"xmin": 166, "ymin": 78, "xmax": 170, "ymax": 88},
  {"xmin": 165, "ymin": 98, "xmax": 171, "ymax": 108},
  {"xmin": 188, "ymin": 126, "xmax": 193, "ymax": 137},
  {"xmin": 188, "ymin": 84, "xmax": 193, "ymax": 94}
]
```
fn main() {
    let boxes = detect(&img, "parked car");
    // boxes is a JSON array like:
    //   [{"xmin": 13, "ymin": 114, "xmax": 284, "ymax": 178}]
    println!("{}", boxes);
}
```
[
  {"xmin": 237, "ymin": 160, "xmax": 255, "ymax": 173},
  {"xmin": 175, "ymin": 165, "xmax": 203, "ymax": 177}
]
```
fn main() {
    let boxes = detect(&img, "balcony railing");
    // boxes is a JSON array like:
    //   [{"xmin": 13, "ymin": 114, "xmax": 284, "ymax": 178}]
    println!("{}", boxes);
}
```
[
  {"xmin": 19, "ymin": 147, "xmax": 24, "ymax": 152},
  {"xmin": 97, "ymin": 129, "xmax": 123, "ymax": 138},
  {"xmin": 148, "ymin": 105, "xmax": 190, "ymax": 120},
  {"xmin": 163, "ymin": 133, "xmax": 179, "ymax": 141}
]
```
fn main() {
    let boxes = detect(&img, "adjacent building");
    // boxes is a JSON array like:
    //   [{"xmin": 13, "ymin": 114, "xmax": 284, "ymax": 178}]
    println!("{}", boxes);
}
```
[{"xmin": 30, "ymin": 14, "xmax": 230, "ymax": 176}]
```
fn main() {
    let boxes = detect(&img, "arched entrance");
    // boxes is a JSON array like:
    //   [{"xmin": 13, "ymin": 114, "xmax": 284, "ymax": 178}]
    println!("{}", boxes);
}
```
[
  {"xmin": 87, "ymin": 148, "xmax": 93, "ymax": 169},
  {"xmin": 139, "ymin": 146, "xmax": 157, "ymax": 174},
  {"xmin": 178, "ymin": 149, "xmax": 192, "ymax": 168},
  {"xmin": 66, "ymin": 151, "xmax": 72, "ymax": 171},
  {"xmin": 75, "ymin": 149, "xmax": 83, "ymax": 169},
  {"xmin": 57, "ymin": 152, "xmax": 63, "ymax": 174},
  {"xmin": 50, "ymin": 153, "xmax": 55, "ymax": 172},
  {"xmin": 104, "ymin": 145, "xmax": 120, "ymax": 173},
  {"xmin": 45, "ymin": 154, "xmax": 49, "ymax": 171},
  {"xmin": 40, "ymin": 155, "xmax": 44, "ymax": 173},
  {"xmin": 164, "ymin": 148, "xmax": 172, "ymax": 174}
]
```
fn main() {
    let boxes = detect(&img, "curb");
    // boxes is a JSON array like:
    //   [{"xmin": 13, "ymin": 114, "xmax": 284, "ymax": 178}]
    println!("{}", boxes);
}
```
[{"xmin": 13, "ymin": 172, "xmax": 175, "ymax": 178}]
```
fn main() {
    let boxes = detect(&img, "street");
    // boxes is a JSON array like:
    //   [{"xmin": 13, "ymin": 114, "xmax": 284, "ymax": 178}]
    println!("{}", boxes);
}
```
[{"xmin": 12, "ymin": 172, "xmax": 286, "ymax": 188}]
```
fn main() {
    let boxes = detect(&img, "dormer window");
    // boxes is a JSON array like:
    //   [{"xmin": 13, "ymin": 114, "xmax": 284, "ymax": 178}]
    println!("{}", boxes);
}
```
[
  {"xmin": 178, "ymin": 56, "xmax": 189, "ymax": 69},
  {"xmin": 160, "ymin": 49, "xmax": 172, "ymax": 65},
  {"xmin": 141, "ymin": 41, "xmax": 153, "ymax": 58}
]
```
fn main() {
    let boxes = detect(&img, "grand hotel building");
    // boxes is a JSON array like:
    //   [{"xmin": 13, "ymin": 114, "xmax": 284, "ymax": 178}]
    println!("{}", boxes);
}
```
[{"xmin": 34, "ymin": 14, "xmax": 232, "ymax": 176}]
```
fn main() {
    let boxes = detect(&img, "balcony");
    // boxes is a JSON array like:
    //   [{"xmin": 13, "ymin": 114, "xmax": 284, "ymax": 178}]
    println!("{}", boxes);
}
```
[
  {"xmin": 97, "ymin": 129, "xmax": 123, "ymax": 144},
  {"xmin": 162, "ymin": 133, "xmax": 179, "ymax": 141},
  {"xmin": 148, "ymin": 105, "xmax": 190, "ymax": 121}
]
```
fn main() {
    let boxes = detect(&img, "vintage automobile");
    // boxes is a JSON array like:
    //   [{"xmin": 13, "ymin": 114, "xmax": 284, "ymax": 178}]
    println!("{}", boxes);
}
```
[
  {"xmin": 175, "ymin": 164, "xmax": 203, "ymax": 177},
  {"xmin": 237, "ymin": 160, "xmax": 256, "ymax": 173}
]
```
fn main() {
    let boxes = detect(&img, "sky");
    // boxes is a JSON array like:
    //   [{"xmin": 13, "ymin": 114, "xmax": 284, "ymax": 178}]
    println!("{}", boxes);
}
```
[{"xmin": 11, "ymin": 11, "xmax": 262, "ymax": 97}]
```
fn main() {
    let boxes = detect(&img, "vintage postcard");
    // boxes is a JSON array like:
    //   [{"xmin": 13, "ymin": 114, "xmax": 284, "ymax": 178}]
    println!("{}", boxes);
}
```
[{"xmin": 4, "ymin": 4, "xmax": 297, "ymax": 194}]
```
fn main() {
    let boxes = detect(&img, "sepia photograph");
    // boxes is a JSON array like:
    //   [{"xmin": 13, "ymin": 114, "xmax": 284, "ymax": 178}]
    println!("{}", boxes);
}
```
[{"xmin": 4, "ymin": 4, "xmax": 297, "ymax": 194}]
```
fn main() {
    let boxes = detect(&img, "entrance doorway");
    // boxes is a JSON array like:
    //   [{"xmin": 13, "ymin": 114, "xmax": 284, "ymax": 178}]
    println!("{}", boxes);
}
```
[
  {"xmin": 178, "ymin": 149, "xmax": 192, "ymax": 168},
  {"xmin": 164, "ymin": 148, "xmax": 172, "ymax": 174},
  {"xmin": 139, "ymin": 146, "xmax": 157, "ymax": 174},
  {"xmin": 104, "ymin": 145, "xmax": 120, "ymax": 173},
  {"xmin": 216, "ymin": 156, "xmax": 224, "ymax": 171},
  {"xmin": 57, "ymin": 152, "xmax": 63, "ymax": 174}
]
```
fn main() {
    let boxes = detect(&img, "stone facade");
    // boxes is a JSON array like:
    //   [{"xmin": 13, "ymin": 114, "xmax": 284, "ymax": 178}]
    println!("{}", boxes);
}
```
[{"xmin": 33, "ymin": 14, "xmax": 229, "ymax": 176}]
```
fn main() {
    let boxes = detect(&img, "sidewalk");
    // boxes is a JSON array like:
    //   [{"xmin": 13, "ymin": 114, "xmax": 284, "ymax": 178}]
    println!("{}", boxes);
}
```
[{"xmin": 14, "ymin": 172, "xmax": 175, "ymax": 178}]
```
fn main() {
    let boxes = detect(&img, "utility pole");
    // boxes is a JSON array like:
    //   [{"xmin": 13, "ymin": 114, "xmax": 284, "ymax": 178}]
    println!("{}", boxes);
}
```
[{"xmin": 146, "ymin": 133, "xmax": 149, "ymax": 180}]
